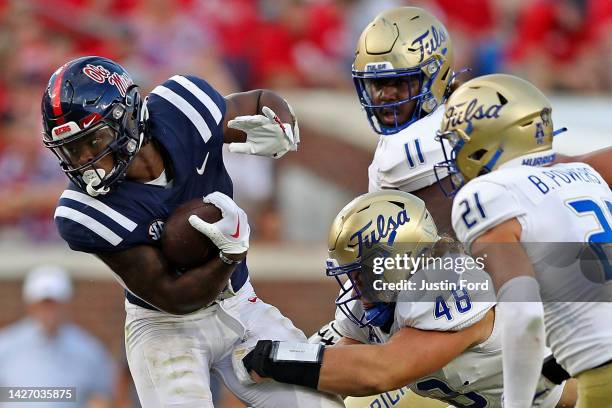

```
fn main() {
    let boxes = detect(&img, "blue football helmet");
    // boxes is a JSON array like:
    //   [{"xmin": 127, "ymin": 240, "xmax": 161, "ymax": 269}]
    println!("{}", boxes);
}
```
[{"xmin": 42, "ymin": 56, "xmax": 146, "ymax": 196}]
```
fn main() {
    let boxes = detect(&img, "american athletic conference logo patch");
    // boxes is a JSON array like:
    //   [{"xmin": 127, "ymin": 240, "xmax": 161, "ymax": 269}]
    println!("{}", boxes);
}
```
[{"xmin": 148, "ymin": 220, "xmax": 165, "ymax": 241}]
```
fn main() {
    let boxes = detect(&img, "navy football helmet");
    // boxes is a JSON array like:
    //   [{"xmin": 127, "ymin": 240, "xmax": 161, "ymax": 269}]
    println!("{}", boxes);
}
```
[{"xmin": 42, "ymin": 56, "xmax": 146, "ymax": 196}]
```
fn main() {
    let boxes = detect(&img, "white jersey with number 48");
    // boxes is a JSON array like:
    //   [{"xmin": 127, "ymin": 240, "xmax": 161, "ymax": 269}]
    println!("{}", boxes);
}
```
[
  {"xmin": 452, "ymin": 161, "xmax": 612, "ymax": 376},
  {"xmin": 334, "ymin": 261, "xmax": 563, "ymax": 407}
]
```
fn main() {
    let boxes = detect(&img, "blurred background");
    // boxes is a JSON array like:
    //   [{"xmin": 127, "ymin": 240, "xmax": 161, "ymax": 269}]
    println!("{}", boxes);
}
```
[{"xmin": 0, "ymin": 0, "xmax": 610, "ymax": 406}]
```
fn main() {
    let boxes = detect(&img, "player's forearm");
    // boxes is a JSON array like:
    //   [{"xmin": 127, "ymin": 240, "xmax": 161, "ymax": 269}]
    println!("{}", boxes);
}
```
[
  {"xmin": 227, "ymin": 89, "xmax": 293, "ymax": 123},
  {"xmin": 319, "ymin": 326, "xmax": 478, "ymax": 396},
  {"xmin": 318, "ymin": 344, "xmax": 407, "ymax": 396},
  {"xmin": 498, "ymin": 278, "xmax": 546, "ymax": 407},
  {"xmin": 256, "ymin": 90, "xmax": 294, "ymax": 125},
  {"xmin": 578, "ymin": 147, "xmax": 612, "ymax": 186},
  {"xmin": 224, "ymin": 89, "xmax": 295, "ymax": 144},
  {"xmin": 158, "ymin": 257, "xmax": 237, "ymax": 314},
  {"xmin": 100, "ymin": 246, "xmax": 238, "ymax": 314}
]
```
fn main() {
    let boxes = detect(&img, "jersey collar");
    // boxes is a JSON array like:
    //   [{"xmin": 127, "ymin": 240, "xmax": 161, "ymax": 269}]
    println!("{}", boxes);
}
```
[{"xmin": 498, "ymin": 149, "xmax": 556, "ymax": 170}]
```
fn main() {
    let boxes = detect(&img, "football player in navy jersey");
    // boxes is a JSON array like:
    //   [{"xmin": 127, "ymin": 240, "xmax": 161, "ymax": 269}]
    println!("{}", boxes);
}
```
[{"xmin": 41, "ymin": 56, "xmax": 344, "ymax": 408}]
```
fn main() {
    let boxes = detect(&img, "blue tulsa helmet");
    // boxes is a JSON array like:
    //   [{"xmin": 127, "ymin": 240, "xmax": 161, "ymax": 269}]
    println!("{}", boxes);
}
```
[
  {"xmin": 42, "ymin": 56, "xmax": 146, "ymax": 196},
  {"xmin": 352, "ymin": 7, "xmax": 454, "ymax": 135}
]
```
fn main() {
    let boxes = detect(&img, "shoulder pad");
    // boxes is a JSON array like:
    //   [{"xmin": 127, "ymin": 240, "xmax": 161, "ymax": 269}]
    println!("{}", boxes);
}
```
[
  {"xmin": 452, "ymin": 177, "xmax": 525, "ymax": 249},
  {"xmin": 149, "ymin": 75, "xmax": 226, "ymax": 144},
  {"xmin": 54, "ymin": 188, "xmax": 138, "ymax": 253}
]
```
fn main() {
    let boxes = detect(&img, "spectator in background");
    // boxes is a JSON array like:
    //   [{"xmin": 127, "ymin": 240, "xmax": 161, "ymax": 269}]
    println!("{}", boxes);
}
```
[
  {"xmin": 0, "ymin": 266, "xmax": 115, "ymax": 408},
  {"xmin": 507, "ymin": 0, "xmax": 612, "ymax": 92},
  {"xmin": 432, "ymin": 0, "xmax": 503, "ymax": 75},
  {"xmin": 0, "ymin": 116, "xmax": 66, "ymax": 242},
  {"xmin": 249, "ymin": 0, "xmax": 349, "ymax": 89},
  {"xmin": 127, "ymin": 0, "xmax": 238, "ymax": 94}
]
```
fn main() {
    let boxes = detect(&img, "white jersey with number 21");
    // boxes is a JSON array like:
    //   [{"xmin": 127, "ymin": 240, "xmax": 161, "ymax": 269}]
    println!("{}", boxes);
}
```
[{"xmin": 452, "ymin": 161, "xmax": 612, "ymax": 376}]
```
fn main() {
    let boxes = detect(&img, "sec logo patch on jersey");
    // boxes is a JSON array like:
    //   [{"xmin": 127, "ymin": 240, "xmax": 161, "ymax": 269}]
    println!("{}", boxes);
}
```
[{"xmin": 148, "ymin": 220, "xmax": 165, "ymax": 241}]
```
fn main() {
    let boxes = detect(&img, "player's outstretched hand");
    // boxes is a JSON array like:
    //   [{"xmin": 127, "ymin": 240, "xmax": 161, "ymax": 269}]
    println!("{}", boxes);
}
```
[
  {"xmin": 242, "ymin": 340, "xmax": 273, "ymax": 380},
  {"xmin": 308, "ymin": 320, "xmax": 344, "ymax": 346},
  {"xmin": 188, "ymin": 192, "xmax": 250, "ymax": 257},
  {"xmin": 228, "ymin": 105, "xmax": 299, "ymax": 159},
  {"xmin": 232, "ymin": 344, "xmax": 268, "ymax": 385}
]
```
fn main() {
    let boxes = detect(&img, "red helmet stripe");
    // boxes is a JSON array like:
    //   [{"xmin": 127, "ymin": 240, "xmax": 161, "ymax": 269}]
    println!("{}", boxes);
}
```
[{"xmin": 50, "ymin": 64, "xmax": 68, "ymax": 125}]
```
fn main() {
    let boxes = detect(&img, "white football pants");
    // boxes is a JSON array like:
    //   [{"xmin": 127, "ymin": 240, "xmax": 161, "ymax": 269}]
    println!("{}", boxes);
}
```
[{"xmin": 124, "ymin": 281, "xmax": 344, "ymax": 408}]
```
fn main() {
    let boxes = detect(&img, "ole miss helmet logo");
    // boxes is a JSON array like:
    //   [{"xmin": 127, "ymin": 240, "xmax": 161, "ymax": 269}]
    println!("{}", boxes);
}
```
[{"xmin": 83, "ymin": 64, "xmax": 133, "ymax": 97}]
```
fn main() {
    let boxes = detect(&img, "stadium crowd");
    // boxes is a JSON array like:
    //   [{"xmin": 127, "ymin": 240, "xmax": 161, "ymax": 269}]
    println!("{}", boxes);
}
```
[
  {"xmin": 0, "ymin": 0, "xmax": 611, "ymax": 242},
  {"xmin": 0, "ymin": 1, "xmax": 611, "ymax": 407}
]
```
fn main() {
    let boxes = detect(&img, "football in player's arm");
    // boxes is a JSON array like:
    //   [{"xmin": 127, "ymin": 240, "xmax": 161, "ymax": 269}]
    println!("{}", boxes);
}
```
[
  {"xmin": 43, "ymin": 58, "xmax": 297, "ymax": 314},
  {"xmin": 43, "ymin": 56, "xmax": 346, "ymax": 408},
  {"xmin": 95, "ymin": 87, "xmax": 298, "ymax": 314},
  {"xmin": 436, "ymin": 73, "xmax": 612, "ymax": 407},
  {"xmin": 107, "ymin": 90, "xmax": 298, "ymax": 314}
]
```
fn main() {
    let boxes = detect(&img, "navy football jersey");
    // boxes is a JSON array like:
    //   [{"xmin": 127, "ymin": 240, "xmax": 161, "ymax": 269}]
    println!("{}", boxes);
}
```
[{"xmin": 53, "ymin": 75, "xmax": 248, "ymax": 307}]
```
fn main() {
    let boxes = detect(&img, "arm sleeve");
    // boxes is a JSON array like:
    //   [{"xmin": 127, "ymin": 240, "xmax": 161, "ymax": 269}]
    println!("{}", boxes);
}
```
[{"xmin": 497, "ymin": 276, "xmax": 546, "ymax": 408}]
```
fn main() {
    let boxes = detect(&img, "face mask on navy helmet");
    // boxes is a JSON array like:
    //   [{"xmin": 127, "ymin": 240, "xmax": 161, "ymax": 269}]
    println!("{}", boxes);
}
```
[{"xmin": 41, "ymin": 56, "xmax": 147, "ymax": 196}]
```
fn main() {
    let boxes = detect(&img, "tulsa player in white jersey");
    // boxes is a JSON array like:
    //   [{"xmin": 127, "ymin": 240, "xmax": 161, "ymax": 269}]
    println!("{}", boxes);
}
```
[
  {"xmin": 357, "ymin": 7, "xmax": 610, "ymax": 236},
  {"xmin": 355, "ymin": 7, "xmax": 456, "ymax": 235},
  {"xmin": 310, "ymin": 6, "xmax": 608, "ymax": 407},
  {"xmin": 435, "ymin": 73, "xmax": 612, "ymax": 407},
  {"xmin": 239, "ymin": 191, "xmax": 572, "ymax": 407}
]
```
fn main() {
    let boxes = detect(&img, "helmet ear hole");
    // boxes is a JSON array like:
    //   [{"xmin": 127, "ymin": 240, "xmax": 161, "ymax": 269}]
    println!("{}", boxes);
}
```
[
  {"xmin": 469, "ymin": 149, "xmax": 488, "ymax": 161},
  {"xmin": 440, "ymin": 67, "xmax": 450, "ymax": 82},
  {"xmin": 496, "ymin": 92, "xmax": 508, "ymax": 105}
]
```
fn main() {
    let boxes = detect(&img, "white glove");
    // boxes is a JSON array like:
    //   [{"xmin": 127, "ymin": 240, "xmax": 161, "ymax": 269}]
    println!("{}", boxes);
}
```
[
  {"xmin": 308, "ymin": 320, "xmax": 344, "ymax": 346},
  {"xmin": 188, "ymin": 192, "xmax": 250, "ymax": 255},
  {"xmin": 228, "ymin": 105, "xmax": 299, "ymax": 158}
]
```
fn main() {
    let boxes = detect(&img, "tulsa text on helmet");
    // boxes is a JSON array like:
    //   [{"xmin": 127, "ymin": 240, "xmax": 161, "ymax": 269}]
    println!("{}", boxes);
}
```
[
  {"xmin": 350, "ymin": 210, "xmax": 410, "ymax": 258},
  {"xmin": 411, "ymin": 25, "xmax": 447, "ymax": 63},
  {"xmin": 443, "ymin": 98, "xmax": 504, "ymax": 132}
]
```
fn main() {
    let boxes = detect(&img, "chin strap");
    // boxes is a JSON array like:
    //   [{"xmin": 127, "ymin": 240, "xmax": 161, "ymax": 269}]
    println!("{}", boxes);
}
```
[
  {"xmin": 365, "ymin": 303, "xmax": 394, "ymax": 327},
  {"xmin": 82, "ymin": 169, "xmax": 110, "ymax": 197},
  {"xmin": 137, "ymin": 97, "xmax": 150, "ymax": 150}
]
